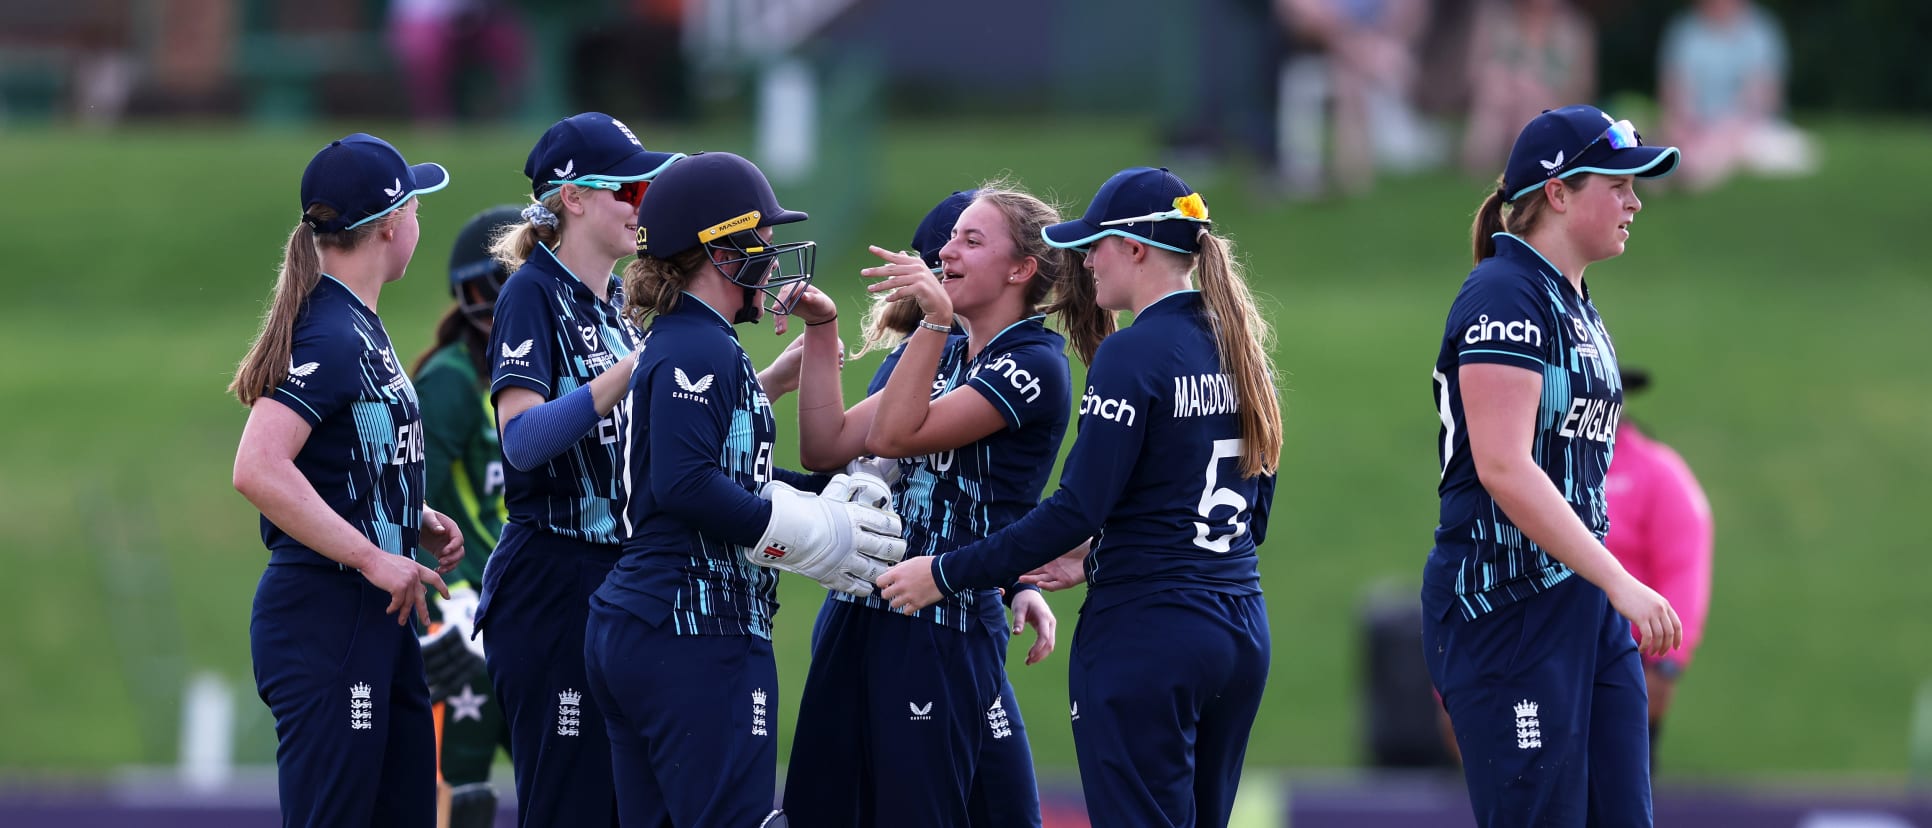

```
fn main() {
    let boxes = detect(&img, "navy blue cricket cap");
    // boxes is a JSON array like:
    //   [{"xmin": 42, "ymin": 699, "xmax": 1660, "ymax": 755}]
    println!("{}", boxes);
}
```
[
  {"xmin": 299, "ymin": 133, "xmax": 449, "ymax": 233},
  {"xmin": 1503, "ymin": 105, "xmax": 1680, "ymax": 203},
  {"xmin": 911, "ymin": 190, "xmax": 978, "ymax": 272},
  {"xmin": 633, "ymin": 152, "xmax": 808, "ymax": 258},
  {"xmin": 524, "ymin": 112, "xmax": 683, "ymax": 200},
  {"xmin": 1043, "ymin": 167, "xmax": 1209, "ymax": 255}
]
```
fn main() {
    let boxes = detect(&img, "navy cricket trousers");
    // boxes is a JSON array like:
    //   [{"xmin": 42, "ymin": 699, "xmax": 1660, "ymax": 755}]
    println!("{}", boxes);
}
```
[
  {"xmin": 585, "ymin": 597, "xmax": 781, "ymax": 827},
  {"xmin": 785, "ymin": 594, "xmax": 1009, "ymax": 827},
  {"xmin": 475, "ymin": 523, "xmax": 620, "ymax": 827},
  {"xmin": 1423, "ymin": 573, "xmax": 1652, "ymax": 827},
  {"xmin": 1069, "ymin": 589, "xmax": 1271, "ymax": 828},
  {"xmin": 252, "ymin": 562, "xmax": 435, "ymax": 828}
]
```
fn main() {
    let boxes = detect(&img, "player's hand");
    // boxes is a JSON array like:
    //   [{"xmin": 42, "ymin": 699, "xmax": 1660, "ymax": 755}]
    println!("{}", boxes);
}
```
[
  {"xmin": 1019, "ymin": 540, "xmax": 1091, "ymax": 592},
  {"xmin": 861, "ymin": 246, "xmax": 952, "ymax": 321},
  {"xmin": 1010, "ymin": 588, "xmax": 1057, "ymax": 666},
  {"xmin": 770, "ymin": 283, "xmax": 837, "ymax": 336},
  {"xmin": 360, "ymin": 551, "xmax": 450, "ymax": 627},
  {"xmin": 1608, "ymin": 576, "xmax": 1681, "ymax": 659},
  {"xmin": 421, "ymin": 506, "xmax": 465, "ymax": 574},
  {"xmin": 876, "ymin": 555, "xmax": 944, "ymax": 614}
]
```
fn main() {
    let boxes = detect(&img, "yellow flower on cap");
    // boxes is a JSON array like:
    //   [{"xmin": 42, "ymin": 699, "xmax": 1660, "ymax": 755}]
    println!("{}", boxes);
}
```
[{"xmin": 1173, "ymin": 192, "xmax": 1209, "ymax": 221}]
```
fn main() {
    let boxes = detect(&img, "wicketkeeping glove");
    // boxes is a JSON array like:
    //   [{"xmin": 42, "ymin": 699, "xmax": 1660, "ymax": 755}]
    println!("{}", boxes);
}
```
[
  {"xmin": 746, "ymin": 477, "xmax": 907, "ymax": 596},
  {"xmin": 417, "ymin": 584, "xmax": 485, "ymax": 702}
]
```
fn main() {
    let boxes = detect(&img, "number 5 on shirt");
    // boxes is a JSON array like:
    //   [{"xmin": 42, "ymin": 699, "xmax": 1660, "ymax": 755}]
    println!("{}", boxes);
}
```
[{"xmin": 1192, "ymin": 439, "xmax": 1248, "ymax": 553}]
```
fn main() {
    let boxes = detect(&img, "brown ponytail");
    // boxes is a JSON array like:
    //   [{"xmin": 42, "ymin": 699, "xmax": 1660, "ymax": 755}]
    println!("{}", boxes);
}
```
[
  {"xmin": 411, "ymin": 303, "xmax": 491, "ymax": 379},
  {"xmin": 970, "ymin": 183, "xmax": 1116, "ymax": 364},
  {"xmin": 1471, "ymin": 175, "xmax": 1584, "ymax": 265},
  {"xmin": 1193, "ymin": 231, "xmax": 1283, "ymax": 478},
  {"xmin": 621, "ymin": 247, "xmax": 710, "ymax": 328},
  {"xmin": 231, "ymin": 204, "xmax": 392, "ymax": 405}
]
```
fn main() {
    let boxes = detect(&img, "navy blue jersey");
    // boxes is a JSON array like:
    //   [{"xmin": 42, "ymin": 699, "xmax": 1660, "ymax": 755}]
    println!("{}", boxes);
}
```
[
  {"xmin": 488, "ymin": 244, "xmax": 641, "ymax": 544},
  {"xmin": 840, "ymin": 318, "xmax": 1070, "ymax": 632},
  {"xmin": 1427, "ymin": 233, "xmax": 1624, "ymax": 620},
  {"xmin": 597, "ymin": 296, "xmax": 783, "ymax": 639},
  {"xmin": 263, "ymin": 275, "xmax": 424, "ymax": 565},
  {"xmin": 938, "ymin": 292, "xmax": 1275, "ymax": 612}
]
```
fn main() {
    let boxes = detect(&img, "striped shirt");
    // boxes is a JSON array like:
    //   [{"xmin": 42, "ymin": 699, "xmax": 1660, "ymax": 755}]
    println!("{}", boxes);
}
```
[
  {"xmin": 263, "ymin": 275, "xmax": 423, "ymax": 566},
  {"xmin": 839, "ymin": 317, "xmax": 1070, "ymax": 633},
  {"xmin": 1426, "ymin": 233, "xmax": 1624, "ymax": 620},
  {"xmin": 487, "ymin": 243, "xmax": 641, "ymax": 544}
]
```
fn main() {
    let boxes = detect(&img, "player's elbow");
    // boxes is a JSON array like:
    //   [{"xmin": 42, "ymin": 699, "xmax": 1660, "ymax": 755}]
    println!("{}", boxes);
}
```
[
  {"xmin": 863, "ymin": 431, "xmax": 912, "ymax": 461},
  {"xmin": 797, "ymin": 444, "xmax": 847, "ymax": 474}
]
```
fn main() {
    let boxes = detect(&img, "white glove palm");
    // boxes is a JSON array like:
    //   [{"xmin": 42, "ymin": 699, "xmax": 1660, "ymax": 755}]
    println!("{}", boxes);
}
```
[{"xmin": 747, "ymin": 477, "xmax": 907, "ymax": 596}]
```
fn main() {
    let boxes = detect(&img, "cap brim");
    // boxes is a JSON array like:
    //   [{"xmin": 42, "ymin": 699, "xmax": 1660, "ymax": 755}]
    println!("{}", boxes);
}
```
[
  {"xmin": 1564, "ymin": 146, "xmax": 1680, "ymax": 181},
  {"xmin": 1042, "ymin": 218, "xmax": 1104, "ymax": 250},
  {"xmin": 408, "ymin": 162, "xmax": 450, "ymax": 195}
]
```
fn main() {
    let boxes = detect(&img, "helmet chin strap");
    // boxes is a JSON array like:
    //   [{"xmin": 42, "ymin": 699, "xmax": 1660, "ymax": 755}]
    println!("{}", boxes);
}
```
[{"xmin": 733, "ymin": 284, "xmax": 760, "ymax": 324}]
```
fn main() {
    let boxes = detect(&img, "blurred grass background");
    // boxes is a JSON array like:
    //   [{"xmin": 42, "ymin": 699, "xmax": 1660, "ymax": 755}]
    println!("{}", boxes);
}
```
[{"xmin": 0, "ymin": 115, "xmax": 1928, "ymax": 777}]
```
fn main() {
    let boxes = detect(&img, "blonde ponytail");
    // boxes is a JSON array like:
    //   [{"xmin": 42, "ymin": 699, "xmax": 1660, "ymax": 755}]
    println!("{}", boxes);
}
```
[
  {"xmin": 1194, "ymin": 232, "xmax": 1282, "ymax": 477},
  {"xmin": 490, "ymin": 191, "xmax": 568, "ymax": 272}
]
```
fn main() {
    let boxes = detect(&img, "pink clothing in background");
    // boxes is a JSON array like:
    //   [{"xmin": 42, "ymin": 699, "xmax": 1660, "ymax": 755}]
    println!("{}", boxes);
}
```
[{"xmin": 1606, "ymin": 423, "xmax": 1713, "ymax": 667}]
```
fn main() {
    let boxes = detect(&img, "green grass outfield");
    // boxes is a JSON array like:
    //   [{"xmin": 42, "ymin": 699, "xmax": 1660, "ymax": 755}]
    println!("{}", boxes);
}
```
[{"xmin": 1, "ymin": 117, "xmax": 1927, "ymax": 776}]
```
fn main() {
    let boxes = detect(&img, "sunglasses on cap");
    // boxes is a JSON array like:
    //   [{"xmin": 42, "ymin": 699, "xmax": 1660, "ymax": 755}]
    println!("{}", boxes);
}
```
[
  {"xmin": 538, "ymin": 179, "xmax": 649, "ymax": 208},
  {"xmin": 1547, "ymin": 120, "xmax": 1643, "ymax": 178}
]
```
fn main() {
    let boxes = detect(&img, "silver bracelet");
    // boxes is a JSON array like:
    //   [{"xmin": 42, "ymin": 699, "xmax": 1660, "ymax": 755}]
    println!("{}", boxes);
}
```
[{"xmin": 917, "ymin": 319, "xmax": 951, "ymax": 334}]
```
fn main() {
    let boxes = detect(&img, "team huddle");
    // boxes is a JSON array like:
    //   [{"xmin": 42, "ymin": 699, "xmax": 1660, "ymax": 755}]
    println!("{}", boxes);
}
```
[{"xmin": 231, "ymin": 105, "xmax": 1683, "ymax": 828}]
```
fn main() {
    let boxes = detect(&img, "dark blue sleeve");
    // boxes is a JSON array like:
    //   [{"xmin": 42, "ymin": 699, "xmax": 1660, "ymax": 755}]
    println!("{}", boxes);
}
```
[
  {"xmin": 1451, "ymin": 273, "xmax": 1557, "ymax": 370},
  {"xmin": 934, "ymin": 339, "xmax": 1151, "ymax": 594},
  {"xmin": 1250, "ymin": 472, "xmax": 1277, "ymax": 546},
  {"xmin": 489, "ymin": 275, "xmax": 560, "ymax": 397},
  {"xmin": 644, "ymin": 344, "xmax": 773, "ymax": 546},
  {"xmin": 963, "ymin": 340, "xmax": 1070, "ymax": 432},
  {"xmin": 270, "ymin": 317, "xmax": 362, "ymax": 426},
  {"xmin": 864, "ymin": 343, "xmax": 908, "ymax": 396}
]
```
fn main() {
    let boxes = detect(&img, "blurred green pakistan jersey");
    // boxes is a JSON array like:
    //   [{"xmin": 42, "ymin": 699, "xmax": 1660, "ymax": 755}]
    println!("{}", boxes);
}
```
[{"xmin": 415, "ymin": 343, "xmax": 506, "ymax": 588}]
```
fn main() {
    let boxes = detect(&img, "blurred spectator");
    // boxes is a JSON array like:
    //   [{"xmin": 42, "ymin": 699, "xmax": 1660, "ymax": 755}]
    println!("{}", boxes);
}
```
[
  {"xmin": 387, "ymin": 0, "xmax": 528, "ymax": 124},
  {"xmin": 1274, "ymin": 0, "xmax": 1440, "ymax": 197},
  {"xmin": 1658, "ymin": 0, "xmax": 1815, "ymax": 190},
  {"xmin": 1459, "ymin": 0, "xmax": 1595, "ymax": 176},
  {"xmin": 1604, "ymin": 367, "xmax": 1713, "ymax": 769}
]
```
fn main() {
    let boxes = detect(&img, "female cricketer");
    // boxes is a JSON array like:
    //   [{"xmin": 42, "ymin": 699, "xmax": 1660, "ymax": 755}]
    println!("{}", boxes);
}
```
[
  {"xmin": 472, "ymin": 111, "xmax": 678, "ymax": 826},
  {"xmin": 411, "ymin": 205, "xmax": 522, "ymax": 826},
  {"xmin": 1421, "ymin": 105, "xmax": 1685, "ymax": 826},
  {"xmin": 783, "ymin": 183, "xmax": 1107, "ymax": 826},
  {"xmin": 878, "ymin": 167, "xmax": 1283, "ymax": 828},
  {"xmin": 585, "ymin": 150, "xmax": 906, "ymax": 827},
  {"xmin": 230, "ymin": 133, "xmax": 462, "ymax": 827}
]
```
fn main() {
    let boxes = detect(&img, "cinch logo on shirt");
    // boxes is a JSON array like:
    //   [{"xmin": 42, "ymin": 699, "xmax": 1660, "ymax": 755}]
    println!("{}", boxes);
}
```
[
  {"xmin": 1463, "ymin": 314, "xmax": 1544, "ymax": 347},
  {"xmin": 1558, "ymin": 398, "xmax": 1622, "ymax": 443},
  {"xmin": 978, "ymin": 352, "xmax": 1042, "ymax": 404},
  {"xmin": 1080, "ymin": 387, "xmax": 1137, "ymax": 426}
]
